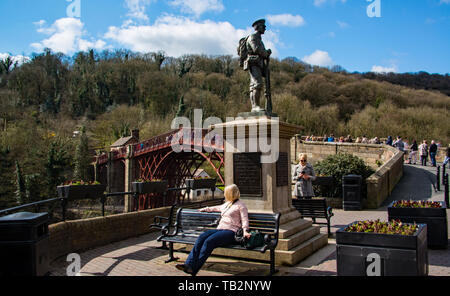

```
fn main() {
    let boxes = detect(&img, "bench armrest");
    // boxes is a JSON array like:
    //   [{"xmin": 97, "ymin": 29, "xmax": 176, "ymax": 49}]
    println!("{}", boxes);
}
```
[
  {"xmin": 153, "ymin": 216, "xmax": 169, "ymax": 225},
  {"xmin": 261, "ymin": 234, "xmax": 278, "ymax": 253}
]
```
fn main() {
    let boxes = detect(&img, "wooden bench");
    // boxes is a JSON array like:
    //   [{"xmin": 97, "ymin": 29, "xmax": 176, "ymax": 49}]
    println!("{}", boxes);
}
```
[
  {"xmin": 157, "ymin": 208, "xmax": 281, "ymax": 275},
  {"xmin": 292, "ymin": 198, "xmax": 334, "ymax": 236},
  {"xmin": 150, "ymin": 198, "xmax": 224, "ymax": 249}
]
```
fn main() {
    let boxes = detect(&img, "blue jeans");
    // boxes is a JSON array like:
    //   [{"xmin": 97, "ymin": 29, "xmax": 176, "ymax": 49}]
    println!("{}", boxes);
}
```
[
  {"xmin": 430, "ymin": 152, "xmax": 437, "ymax": 166},
  {"xmin": 185, "ymin": 229, "xmax": 235, "ymax": 274},
  {"xmin": 444, "ymin": 156, "xmax": 450, "ymax": 168}
]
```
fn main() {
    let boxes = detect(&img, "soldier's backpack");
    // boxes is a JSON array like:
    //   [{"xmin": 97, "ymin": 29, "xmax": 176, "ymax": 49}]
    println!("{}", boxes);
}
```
[{"xmin": 237, "ymin": 36, "xmax": 249, "ymax": 68}]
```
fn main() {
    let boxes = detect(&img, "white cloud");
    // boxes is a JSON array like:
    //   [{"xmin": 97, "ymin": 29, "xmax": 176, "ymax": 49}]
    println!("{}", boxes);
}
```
[
  {"xmin": 314, "ymin": 0, "xmax": 347, "ymax": 7},
  {"xmin": 169, "ymin": 0, "xmax": 224, "ymax": 17},
  {"xmin": 302, "ymin": 50, "xmax": 333, "ymax": 67},
  {"xmin": 104, "ymin": 15, "xmax": 279, "ymax": 57},
  {"xmin": 125, "ymin": 0, "xmax": 153, "ymax": 22},
  {"xmin": 0, "ymin": 53, "xmax": 31, "ymax": 66},
  {"xmin": 31, "ymin": 18, "xmax": 107, "ymax": 54},
  {"xmin": 440, "ymin": 0, "xmax": 450, "ymax": 4},
  {"xmin": 371, "ymin": 65, "xmax": 398, "ymax": 73},
  {"xmin": 314, "ymin": 0, "xmax": 326, "ymax": 6},
  {"xmin": 337, "ymin": 20, "xmax": 349, "ymax": 28},
  {"xmin": 267, "ymin": 14, "xmax": 306, "ymax": 27}
]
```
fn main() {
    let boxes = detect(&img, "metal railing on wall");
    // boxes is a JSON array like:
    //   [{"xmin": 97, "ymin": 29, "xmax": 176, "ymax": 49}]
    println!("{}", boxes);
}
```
[{"xmin": 0, "ymin": 183, "xmax": 223, "ymax": 222}]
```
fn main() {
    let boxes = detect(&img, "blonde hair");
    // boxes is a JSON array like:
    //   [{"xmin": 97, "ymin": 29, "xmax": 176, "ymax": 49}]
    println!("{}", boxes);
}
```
[
  {"xmin": 299, "ymin": 153, "xmax": 307, "ymax": 162},
  {"xmin": 224, "ymin": 184, "xmax": 240, "ymax": 202}
]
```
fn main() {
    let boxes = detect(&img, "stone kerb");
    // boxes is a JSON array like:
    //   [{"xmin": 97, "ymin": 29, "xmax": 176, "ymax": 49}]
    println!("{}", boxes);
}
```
[
  {"xmin": 291, "ymin": 139, "xmax": 404, "ymax": 209},
  {"xmin": 48, "ymin": 206, "xmax": 171, "ymax": 262}
]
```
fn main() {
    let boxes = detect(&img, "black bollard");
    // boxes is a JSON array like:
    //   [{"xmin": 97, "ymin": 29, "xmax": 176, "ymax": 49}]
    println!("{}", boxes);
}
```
[
  {"xmin": 445, "ymin": 174, "xmax": 449, "ymax": 209},
  {"xmin": 443, "ymin": 165, "xmax": 447, "ymax": 185},
  {"xmin": 437, "ymin": 166, "xmax": 441, "ymax": 191}
]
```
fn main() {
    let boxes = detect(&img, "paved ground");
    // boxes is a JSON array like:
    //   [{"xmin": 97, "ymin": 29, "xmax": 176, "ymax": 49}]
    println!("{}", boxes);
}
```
[{"xmin": 49, "ymin": 163, "xmax": 450, "ymax": 276}]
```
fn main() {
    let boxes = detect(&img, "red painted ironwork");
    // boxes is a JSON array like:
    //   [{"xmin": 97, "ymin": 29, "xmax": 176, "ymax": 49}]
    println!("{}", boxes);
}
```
[{"xmin": 95, "ymin": 128, "xmax": 225, "ymax": 210}]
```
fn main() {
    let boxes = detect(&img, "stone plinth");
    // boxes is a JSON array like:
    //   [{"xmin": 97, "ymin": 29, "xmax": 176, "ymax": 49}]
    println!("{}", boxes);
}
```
[{"xmin": 194, "ymin": 116, "xmax": 329, "ymax": 266}]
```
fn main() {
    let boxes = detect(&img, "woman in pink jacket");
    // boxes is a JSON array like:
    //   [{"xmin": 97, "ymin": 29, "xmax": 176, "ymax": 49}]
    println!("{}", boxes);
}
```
[{"xmin": 176, "ymin": 184, "xmax": 251, "ymax": 276}]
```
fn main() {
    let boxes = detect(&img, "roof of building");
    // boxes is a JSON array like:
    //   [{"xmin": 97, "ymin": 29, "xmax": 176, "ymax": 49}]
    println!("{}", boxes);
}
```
[
  {"xmin": 193, "ymin": 169, "xmax": 209, "ymax": 177},
  {"xmin": 110, "ymin": 136, "xmax": 137, "ymax": 148}
]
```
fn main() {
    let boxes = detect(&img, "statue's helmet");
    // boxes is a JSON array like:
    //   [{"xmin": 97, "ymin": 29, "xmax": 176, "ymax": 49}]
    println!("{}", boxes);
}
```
[{"xmin": 252, "ymin": 19, "xmax": 266, "ymax": 29}]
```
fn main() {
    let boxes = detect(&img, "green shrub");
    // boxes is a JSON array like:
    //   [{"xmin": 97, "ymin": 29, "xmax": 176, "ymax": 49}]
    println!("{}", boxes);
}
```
[{"xmin": 314, "ymin": 153, "xmax": 375, "ymax": 198}]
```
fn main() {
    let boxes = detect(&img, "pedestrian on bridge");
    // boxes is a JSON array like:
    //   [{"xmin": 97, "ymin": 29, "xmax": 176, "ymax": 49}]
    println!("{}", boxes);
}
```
[
  {"xmin": 419, "ymin": 140, "xmax": 429, "ymax": 166},
  {"xmin": 409, "ymin": 140, "xmax": 418, "ymax": 165},
  {"xmin": 429, "ymin": 140, "xmax": 438, "ymax": 167}
]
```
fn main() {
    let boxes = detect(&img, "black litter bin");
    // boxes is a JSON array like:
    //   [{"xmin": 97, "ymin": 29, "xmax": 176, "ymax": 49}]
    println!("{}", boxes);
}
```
[
  {"xmin": 342, "ymin": 175, "xmax": 362, "ymax": 211},
  {"xmin": 0, "ymin": 212, "xmax": 50, "ymax": 276}
]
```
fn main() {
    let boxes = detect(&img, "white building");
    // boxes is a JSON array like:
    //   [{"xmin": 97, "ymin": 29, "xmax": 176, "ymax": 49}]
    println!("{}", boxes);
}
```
[{"xmin": 184, "ymin": 169, "xmax": 224, "ymax": 201}]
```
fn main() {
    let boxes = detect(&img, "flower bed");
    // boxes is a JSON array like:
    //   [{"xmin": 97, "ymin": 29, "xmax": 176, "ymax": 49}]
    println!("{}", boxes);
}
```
[
  {"xmin": 336, "ymin": 220, "xmax": 428, "ymax": 276},
  {"xmin": 185, "ymin": 178, "xmax": 216, "ymax": 190},
  {"xmin": 388, "ymin": 200, "xmax": 448, "ymax": 249},
  {"xmin": 57, "ymin": 181, "xmax": 106, "ymax": 201},
  {"xmin": 132, "ymin": 180, "xmax": 168, "ymax": 194}
]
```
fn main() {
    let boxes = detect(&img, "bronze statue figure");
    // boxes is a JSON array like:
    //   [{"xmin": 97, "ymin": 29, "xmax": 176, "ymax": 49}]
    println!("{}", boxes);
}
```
[
  {"xmin": 238, "ymin": 19, "xmax": 272, "ymax": 114},
  {"xmin": 238, "ymin": 19, "xmax": 273, "ymax": 114}
]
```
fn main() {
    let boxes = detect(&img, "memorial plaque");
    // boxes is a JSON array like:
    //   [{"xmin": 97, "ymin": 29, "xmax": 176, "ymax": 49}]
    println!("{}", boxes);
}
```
[
  {"xmin": 276, "ymin": 152, "xmax": 289, "ymax": 187},
  {"xmin": 233, "ymin": 153, "xmax": 262, "ymax": 197}
]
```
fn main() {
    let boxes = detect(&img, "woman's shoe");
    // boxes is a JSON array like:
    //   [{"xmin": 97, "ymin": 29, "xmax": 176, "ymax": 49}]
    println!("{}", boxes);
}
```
[{"xmin": 176, "ymin": 264, "xmax": 193, "ymax": 275}]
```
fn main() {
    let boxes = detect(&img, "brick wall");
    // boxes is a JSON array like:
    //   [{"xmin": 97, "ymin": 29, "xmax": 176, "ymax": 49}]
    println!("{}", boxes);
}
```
[
  {"xmin": 48, "ymin": 206, "xmax": 171, "ymax": 262},
  {"xmin": 291, "ymin": 138, "xmax": 404, "ymax": 209}
]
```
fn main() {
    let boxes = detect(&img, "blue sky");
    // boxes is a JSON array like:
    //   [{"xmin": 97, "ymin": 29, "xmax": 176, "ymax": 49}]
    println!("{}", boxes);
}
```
[{"xmin": 1, "ymin": 0, "xmax": 449, "ymax": 74}]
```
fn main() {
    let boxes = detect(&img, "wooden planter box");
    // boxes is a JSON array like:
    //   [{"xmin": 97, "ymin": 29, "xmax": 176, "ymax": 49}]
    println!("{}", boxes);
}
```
[
  {"xmin": 57, "ymin": 184, "xmax": 107, "ymax": 201},
  {"xmin": 185, "ymin": 178, "xmax": 216, "ymax": 190},
  {"xmin": 132, "ymin": 181, "xmax": 168, "ymax": 194},
  {"xmin": 388, "ymin": 201, "xmax": 448, "ymax": 249},
  {"xmin": 336, "ymin": 222, "xmax": 428, "ymax": 276}
]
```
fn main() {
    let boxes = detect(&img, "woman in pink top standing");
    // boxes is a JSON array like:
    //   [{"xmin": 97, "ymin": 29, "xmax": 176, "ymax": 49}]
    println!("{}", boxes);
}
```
[{"xmin": 176, "ymin": 184, "xmax": 251, "ymax": 276}]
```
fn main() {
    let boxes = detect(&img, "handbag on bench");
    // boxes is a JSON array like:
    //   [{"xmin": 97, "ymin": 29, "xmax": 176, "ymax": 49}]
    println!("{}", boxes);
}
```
[{"xmin": 235, "ymin": 229, "xmax": 265, "ymax": 249}]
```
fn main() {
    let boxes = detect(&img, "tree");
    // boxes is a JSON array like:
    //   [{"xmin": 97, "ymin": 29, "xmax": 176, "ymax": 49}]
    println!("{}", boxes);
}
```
[
  {"xmin": 45, "ymin": 140, "xmax": 70, "ymax": 198},
  {"xmin": 24, "ymin": 174, "xmax": 42, "ymax": 203},
  {"xmin": 14, "ymin": 161, "xmax": 26, "ymax": 205},
  {"xmin": 0, "ymin": 56, "xmax": 15, "ymax": 75},
  {"xmin": 0, "ymin": 146, "xmax": 14, "ymax": 209},
  {"xmin": 73, "ymin": 126, "xmax": 91, "ymax": 181},
  {"xmin": 175, "ymin": 95, "xmax": 186, "ymax": 117},
  {"xmin": 152, "ymin": 51, "xmax": 166, "ymax": 71}
]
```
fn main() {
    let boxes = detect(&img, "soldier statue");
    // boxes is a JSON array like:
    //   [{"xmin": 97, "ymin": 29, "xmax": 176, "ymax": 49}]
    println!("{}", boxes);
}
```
[{"xmin": 238, "ymin": 19, "xmax": 273, "ymax": 114}]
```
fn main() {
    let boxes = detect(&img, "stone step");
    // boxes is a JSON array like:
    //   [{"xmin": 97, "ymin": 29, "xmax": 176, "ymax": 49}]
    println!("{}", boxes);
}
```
[
  {"xmin": 279, "ymin": 218, "xmax": 313, "ymax": 239},
  {"xmin": 277, "ymin": 226, "xmax": 320, "ymax": 251},
  {"xmin": 275, "ymin": 233, "xmax": 328, "ymax": 266},
  {"xmin": 279, "ymin": 209, "xmax": 302, "ymax": 225}
]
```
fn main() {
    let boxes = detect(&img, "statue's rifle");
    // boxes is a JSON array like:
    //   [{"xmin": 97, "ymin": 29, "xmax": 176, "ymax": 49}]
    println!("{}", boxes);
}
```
[{"xmin": 264, "ymin": 57, "xmax": 272, "ymax": 114}]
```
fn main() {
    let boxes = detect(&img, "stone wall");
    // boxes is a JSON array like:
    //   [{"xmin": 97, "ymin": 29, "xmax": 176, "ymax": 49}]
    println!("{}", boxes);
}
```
[
  {"xmin": 291, "ymin": 138, "xmax": 404, "ymax": 209},
  {"xmin": 48, "ymin": 206, "xmax": 171, "ymax": 262}
]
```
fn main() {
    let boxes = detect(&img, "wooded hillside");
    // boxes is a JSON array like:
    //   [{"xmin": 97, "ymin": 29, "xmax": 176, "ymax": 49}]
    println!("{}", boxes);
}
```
[{"xmin": 0, "ymin": 49, "xmax": 449, "ymax": 209}]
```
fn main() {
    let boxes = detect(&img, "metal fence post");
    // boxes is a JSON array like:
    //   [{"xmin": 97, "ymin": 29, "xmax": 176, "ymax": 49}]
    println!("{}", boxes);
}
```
[
  {"xmin": 445, "ymin": 173, "xmax": 449, "ymax": 209},
  {"xmin": 101, "ymin": 194, "xmax": 106, "ymax": 217},
  {"xmin": 61, "ymin": 198, "xmax": 67, "ymax": 221},
  {"xmin": 443, "ymin": 165, "xmax": 447, "ymax": 185},
  {"xmin": 437, "ymin": 166, "xmax": 441, "ymax": 191}
]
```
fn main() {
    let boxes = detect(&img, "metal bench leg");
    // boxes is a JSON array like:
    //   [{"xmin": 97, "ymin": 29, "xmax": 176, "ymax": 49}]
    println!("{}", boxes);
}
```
[
  {"xmin": 327, "ymin": 218, "xmax": 331, "ymax": 237},
  {"xmin": 165, "ymin": 242, "xmax": 179, "ymax": 263},
  {"xmin": 269, "ymin": 249, "xmax": 278, "ymax": 276},
  {"xmin": 155, "ymin": 241, "xmax": 168, "ymax": 250}
]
